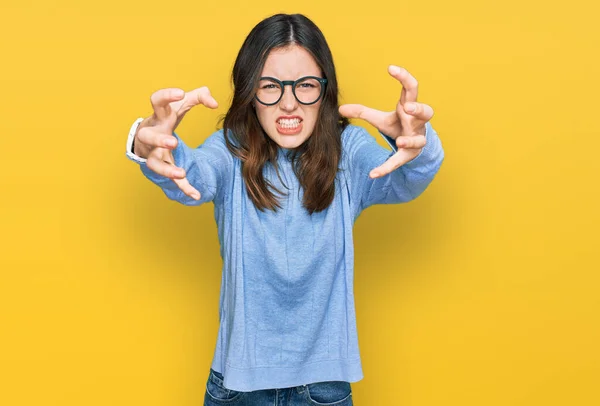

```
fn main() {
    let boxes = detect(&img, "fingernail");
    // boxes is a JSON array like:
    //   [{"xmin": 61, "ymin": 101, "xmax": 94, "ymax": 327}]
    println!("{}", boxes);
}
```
[
  {"xmin": 370, "ymin": 171, "xmax": 380, "ymax": 178},
  {"xmin": 173, "ymin": 89, "xmax": 184, "ymax": 98},
  {"xmin": 192, "ymin": 192, "xmax": 200, "ymax": 200},
  {"xmin": 406, "ymin": 103, "xmax": 417, "ymax": 113},
  {"xmin": 389, "ymin": 65, "xmax": 401, "ymax": 74},
  {"xmin": 166, "ymin": 138, "xmax": 177, "ymax": 148}
]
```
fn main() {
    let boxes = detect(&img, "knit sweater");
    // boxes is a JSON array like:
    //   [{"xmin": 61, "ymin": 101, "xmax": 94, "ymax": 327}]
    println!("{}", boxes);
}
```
[{"xmin": 127, "ymin": 122, "xmax": 444, "ymax": 391}]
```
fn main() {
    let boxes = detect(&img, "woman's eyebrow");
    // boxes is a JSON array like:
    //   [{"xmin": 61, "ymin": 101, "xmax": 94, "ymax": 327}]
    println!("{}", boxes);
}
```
[{"xmin": 259, "ymin": 75, "xmax": 319, "ymax": 80}]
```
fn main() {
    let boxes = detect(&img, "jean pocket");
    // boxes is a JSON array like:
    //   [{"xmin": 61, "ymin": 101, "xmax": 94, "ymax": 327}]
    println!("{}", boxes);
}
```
[
  {"xmin": 305, "ymin": 381, "xmax": 352, "ymax": 405},
  {"xmin": 205, "ymin": 369, "xmax": 245, "ymax": 404}
]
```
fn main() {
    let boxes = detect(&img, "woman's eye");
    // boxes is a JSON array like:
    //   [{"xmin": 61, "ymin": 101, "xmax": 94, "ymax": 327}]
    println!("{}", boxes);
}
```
[
  {"xmin": 298, "ymin": 83, "xmax": 315, "ymax": 88},
  {"xmin": 262, "ymin": 84, "xmax": 277, "ymax": 89}
]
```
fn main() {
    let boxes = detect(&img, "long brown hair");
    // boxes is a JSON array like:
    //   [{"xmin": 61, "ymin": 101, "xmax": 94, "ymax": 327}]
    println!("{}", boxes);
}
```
[{"xmin": 221, "ymin": 13, "xmax": 349, "ymax": 214}]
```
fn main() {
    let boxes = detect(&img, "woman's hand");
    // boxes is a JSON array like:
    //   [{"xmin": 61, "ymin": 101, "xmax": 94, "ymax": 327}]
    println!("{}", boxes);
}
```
[
  {"xmin": 134, "ymin": 87, "xmax": 218, "ymax": 200},
  {"xmin": 339, "ymin": 65, "xmax": 434, "ymax": 178}
]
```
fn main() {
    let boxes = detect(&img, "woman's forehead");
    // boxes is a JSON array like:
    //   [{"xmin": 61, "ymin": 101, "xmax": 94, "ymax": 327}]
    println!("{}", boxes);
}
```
[{"xmin": 261, "ymin": 45, "xmax": 321, "ymax": 79}]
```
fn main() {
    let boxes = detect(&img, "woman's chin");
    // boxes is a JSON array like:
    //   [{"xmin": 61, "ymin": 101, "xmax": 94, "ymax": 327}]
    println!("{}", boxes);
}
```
[
  {"xmin": 270, "ymin": 132, "xmax": 311, "ymax": 149},
  {"xmin": 277, "ymin": 139, "xmax": 302, "ymax": 149}
]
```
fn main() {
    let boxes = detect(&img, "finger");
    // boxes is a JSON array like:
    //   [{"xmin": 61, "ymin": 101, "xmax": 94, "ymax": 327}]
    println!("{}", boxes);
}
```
[
  {"xmin": 395, "ymin": 134, "xmax": 426, "ymax": 149},
  {"xmin": 339, "ymin": 104, "xmax": 389, "ymax": 128},
  {"xmin": 388, "ymin": 65, "xmax": 418, "ymax": 104},
  {"xmin": 369, "ymin": 150, "xmax": 417, "ymax": 178},
  {"xmin": 146, "ymin": 150, "xmax": 187, "ymax": 179},
  {"xmin": 171, "ymin": 87, "xmax": 219, "ymax": 130},
  {"xmin": 187, "ymin": 86, "xmax": 219, "ymax": 109},
  {"xmin": 136, "ymin": 126, "xmax": 178, "ymax": 149},
  {"xmin": 148, "ymin": 150, "xmax": 200, "ymax": 199},
  {"xmin": 174, "ymin": 87, "xmax": 220, "ymax": 115},
  {"xmin": 150, "ymin": 88, "xmax": 185, "ymax": 121},
  {"xmin": 173, "ymin": 177, "xmax": 201, "ymax": 200},
  {"xmin": 402, "ymin": 102, "xmax": 434, "ymax": 122}
]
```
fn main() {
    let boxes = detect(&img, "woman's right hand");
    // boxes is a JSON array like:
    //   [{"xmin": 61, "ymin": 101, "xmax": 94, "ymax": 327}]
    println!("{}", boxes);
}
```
[{"xmin": 134, "ymin": 87, "xmax": 219, "ymax": 200}]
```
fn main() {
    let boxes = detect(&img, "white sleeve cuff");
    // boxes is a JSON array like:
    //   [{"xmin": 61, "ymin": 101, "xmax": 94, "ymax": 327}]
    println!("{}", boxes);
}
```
[{"xmin": 125, "ymin": 117, "xmax": 147, "ymax": 163}]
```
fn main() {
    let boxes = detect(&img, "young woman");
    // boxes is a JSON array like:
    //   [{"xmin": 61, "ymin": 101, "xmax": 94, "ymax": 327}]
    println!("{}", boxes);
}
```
[{"xmin": 125, "ymin": 13, "xmax": 444, "ymax": 406}]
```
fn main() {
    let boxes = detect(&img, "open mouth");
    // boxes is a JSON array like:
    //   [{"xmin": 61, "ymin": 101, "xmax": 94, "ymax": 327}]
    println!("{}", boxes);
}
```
[
  {"xmin": 276, "ymin": 118, "xmax": 302, "ymax": 129},
  {"xmin": 276, "ymin": 118, "xmax": 303, "ymax": 134}
]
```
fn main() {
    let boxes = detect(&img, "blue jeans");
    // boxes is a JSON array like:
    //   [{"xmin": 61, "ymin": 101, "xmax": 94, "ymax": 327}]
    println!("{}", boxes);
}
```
[{"xmin": 204, "ymin": 368, "xmax": 353, "ymax": 405}]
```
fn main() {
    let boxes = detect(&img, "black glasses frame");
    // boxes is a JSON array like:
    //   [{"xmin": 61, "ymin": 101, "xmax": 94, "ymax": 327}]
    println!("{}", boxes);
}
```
[{"xmin": 255, "ymin": 76, "xmax": 328, "ymax": 106}]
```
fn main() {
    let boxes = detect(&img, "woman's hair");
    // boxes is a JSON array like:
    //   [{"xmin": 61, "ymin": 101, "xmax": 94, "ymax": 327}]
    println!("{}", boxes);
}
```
[{"xmin": 221, "ymin": 13, "xmax": 349, "ymax": 214}]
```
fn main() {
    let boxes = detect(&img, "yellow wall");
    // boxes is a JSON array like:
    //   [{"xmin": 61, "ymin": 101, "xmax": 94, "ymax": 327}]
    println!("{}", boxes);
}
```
[{"xmin": 1, "ymin": 1, "xmax": 599, "ymax": 405}]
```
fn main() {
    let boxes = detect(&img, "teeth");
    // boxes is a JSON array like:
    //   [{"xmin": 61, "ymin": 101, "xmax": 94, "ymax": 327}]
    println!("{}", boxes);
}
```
[{"xmin": 277, "ymin": 118, "xmax": 301, "ymax": 128}]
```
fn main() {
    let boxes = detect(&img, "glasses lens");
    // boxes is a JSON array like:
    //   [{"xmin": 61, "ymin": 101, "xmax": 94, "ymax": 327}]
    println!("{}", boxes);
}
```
[
  {"xmin": 256, "ymin": 79, "xmax": 282, "ymax": 105},
  {"xmin": 294, "ymin": 77, "xmax": 322, "ymax": 104}
]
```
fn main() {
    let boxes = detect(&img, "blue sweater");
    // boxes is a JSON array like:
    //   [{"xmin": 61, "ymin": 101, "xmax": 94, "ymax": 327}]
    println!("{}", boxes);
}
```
[{"xmin": 128, "ymin": 122, "xmax": 444, "ymax": 391}]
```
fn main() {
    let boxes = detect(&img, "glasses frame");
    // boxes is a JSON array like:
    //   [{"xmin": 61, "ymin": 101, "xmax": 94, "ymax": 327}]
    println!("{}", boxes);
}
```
[{"xmin": 255, "ymin": 76, "xmax": 328, "ymax": 106}]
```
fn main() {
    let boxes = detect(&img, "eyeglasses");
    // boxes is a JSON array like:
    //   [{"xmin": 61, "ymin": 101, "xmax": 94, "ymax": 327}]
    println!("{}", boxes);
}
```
[{"xmin": 255, "ymin": 76, "xmax": 328, "ymax": 106}]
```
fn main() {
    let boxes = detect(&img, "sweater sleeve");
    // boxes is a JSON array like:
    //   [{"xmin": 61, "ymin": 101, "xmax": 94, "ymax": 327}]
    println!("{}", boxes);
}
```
[
  {"xmin": 126, "ymin": 129, "xmax": 233, "ymax": 206},
  {"xmin": 342, "ymin": 122, "xmax": 444, "ymax": 216}
]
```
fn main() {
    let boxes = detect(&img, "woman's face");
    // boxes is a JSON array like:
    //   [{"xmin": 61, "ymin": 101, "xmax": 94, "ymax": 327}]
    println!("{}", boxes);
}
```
[{"xmin": 254, "ymin": 45, "xmax": 323, "ymax": 149}]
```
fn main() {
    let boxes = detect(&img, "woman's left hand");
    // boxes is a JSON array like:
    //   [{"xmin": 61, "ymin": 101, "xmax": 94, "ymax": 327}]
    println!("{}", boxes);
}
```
[{"xmin": 339, "ymin": 65, "xmax": 435, "ymax": 178}]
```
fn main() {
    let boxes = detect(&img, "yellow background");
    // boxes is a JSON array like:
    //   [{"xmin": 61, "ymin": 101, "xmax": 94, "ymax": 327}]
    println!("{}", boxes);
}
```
[{"xmin": 1, "ymin": 0, "xmax": 599, "ymax": 405}]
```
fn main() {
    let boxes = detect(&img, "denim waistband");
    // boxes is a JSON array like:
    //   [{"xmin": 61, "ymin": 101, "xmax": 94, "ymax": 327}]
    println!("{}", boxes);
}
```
[{"xmin": 210, "ymin": 368, "xmax": 307, "ymax": 394}]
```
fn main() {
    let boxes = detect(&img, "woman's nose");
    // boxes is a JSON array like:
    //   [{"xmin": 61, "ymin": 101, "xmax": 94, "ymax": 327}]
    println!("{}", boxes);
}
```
[{"xmin": 280, "ymin": 86, "xmax": 298, "ymax": 111}]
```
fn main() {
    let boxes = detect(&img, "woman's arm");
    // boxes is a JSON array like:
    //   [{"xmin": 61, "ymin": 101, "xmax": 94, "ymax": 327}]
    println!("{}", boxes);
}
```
[
  {"xmin": 339, "ymin": 65, "xmax": 444, "ymax": 215},
  {"xmin": 127, "ymin": 127, "xmax": 232, "ymax": 206},
  {"xmin": 343, "ymin": 122, "xmax": 444, "ymax": 214},
  {"xmin": 124, "ymin": 87, "xmax": 225, "ymax": 204}
]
